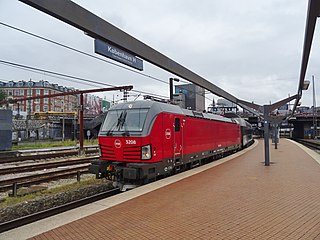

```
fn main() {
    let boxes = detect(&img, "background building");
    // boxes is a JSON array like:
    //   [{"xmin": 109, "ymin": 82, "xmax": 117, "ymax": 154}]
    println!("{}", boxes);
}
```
[
  {"xmin": 83, "ymin": 94, "xmax": 102, "ymax": 115},
  {"xmin": 216, "ymin": 99, "xmax": 236, "ymax": 108},
  {"xmin": 0, "ymin": 80, "xmax": 78, "ymax": 114},
  {"xmin": 0, "ymin": 80, "xmax": 111, "ymax": 142},
  {"xmin": 207, "ymin": 98, "xmax": 238, "ymax": 115},
  {"xmin": 174, "ymin": 84, "xmax": 205, "ymax": 111},
  {"xmin": 172, "ymin": 93, "xmax": 186, "ymax": 109}
]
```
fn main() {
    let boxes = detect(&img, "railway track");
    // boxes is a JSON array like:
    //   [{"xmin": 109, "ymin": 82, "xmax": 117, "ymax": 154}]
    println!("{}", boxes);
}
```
[
  {"xmin": 0, "ymin": 147, "xmax": 100, "ymax": 193},
  {"xmin": 0, "ymin": 188, "xmax": 121, "ymax": 233},
  {"xmin": 0, "ymin": 146, "xmax": 119, "ymax": 234},
  {"xmin": 0, "ymin": 145, "xmax": 99, "ymax": 164},
  {"xmin": 0, "ymin": 156, "xmax": 98, "ymax": 175},
  {"xmin": 0, "ymin": 165, "xmax": 91, "ymax": 192},
  {"xmin": 293, "ymin": 139, "xmax": 320, "ymax": 151}
]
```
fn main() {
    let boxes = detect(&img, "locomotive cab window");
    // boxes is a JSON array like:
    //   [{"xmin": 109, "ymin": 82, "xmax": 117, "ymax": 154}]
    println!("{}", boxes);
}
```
[
  {"xmin": 101, "ymin": 108, "xmax": 149, "ymax": 135},
  {"xmin": 175, "ymin": 118, "xmax": 180, "ymax": 132}
]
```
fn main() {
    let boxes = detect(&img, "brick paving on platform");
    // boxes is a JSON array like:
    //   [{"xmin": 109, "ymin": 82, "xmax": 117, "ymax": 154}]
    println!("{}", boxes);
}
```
[{"xmin": 31, "ymin": 139, "xmax": 320, "ymax": 240}]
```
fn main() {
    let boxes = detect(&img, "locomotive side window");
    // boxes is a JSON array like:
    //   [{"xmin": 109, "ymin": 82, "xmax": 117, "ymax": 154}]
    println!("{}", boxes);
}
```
[{"xmin": 175, "ymin": 118, "xmax": 180, "ymax": 132}]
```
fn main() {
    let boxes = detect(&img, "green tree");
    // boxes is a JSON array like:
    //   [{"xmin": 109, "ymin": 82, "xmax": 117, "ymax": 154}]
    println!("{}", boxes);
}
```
[{"xmin": 0, "ymin": 89, "xmax": 6, "ymax": 102}]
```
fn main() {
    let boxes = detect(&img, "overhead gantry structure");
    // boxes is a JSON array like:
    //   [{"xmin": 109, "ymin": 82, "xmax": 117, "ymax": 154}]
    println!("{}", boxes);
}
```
[{"xmin": 18, "ymin": 0, "xmax": 319, "ymax": 164}]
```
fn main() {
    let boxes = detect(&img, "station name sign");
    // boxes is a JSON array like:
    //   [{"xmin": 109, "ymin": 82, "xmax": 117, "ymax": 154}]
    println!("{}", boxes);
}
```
[{"xmin": 94, "ymin": 39, "xmax": 143, "ymax": 71}]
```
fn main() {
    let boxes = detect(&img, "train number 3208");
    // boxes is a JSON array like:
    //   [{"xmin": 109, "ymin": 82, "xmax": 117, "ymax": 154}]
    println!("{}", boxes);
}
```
[{"xmin": 126, "ymin": 140, "xmax": 136, "ymax": 145}]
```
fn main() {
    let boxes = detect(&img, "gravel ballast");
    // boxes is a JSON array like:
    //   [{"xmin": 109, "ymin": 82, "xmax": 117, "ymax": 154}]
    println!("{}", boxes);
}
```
[{"xmin": 0, "ymin": 179, "xmax": 113, "ymax": 223}]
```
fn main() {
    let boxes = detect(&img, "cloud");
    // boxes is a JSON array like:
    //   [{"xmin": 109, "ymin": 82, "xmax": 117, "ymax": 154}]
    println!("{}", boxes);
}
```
[{"xmin": 0, "ymin": 0, "xmax": 318, "ymax": 108}]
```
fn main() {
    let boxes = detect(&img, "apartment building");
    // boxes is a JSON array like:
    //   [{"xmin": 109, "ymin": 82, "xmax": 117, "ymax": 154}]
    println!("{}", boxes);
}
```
[{"xmin": 0, "ymin": 80, "xmax": 78, "ymax": 114}]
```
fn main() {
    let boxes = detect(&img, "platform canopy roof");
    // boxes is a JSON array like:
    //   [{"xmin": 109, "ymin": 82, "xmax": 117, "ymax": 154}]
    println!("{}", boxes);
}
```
[
  {"xmin": 18, "ymin": 0, "xmax": 320, "ymax": 117},
  {"xmin": 293, "ymin": 0, "xmax": 320, "ymax": 113}
]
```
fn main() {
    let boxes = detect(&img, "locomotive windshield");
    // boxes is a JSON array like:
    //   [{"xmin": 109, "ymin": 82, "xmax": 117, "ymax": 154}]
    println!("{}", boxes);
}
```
[{"xmin": 101, "ymin": 108, "xmax": 149, "ymax": 135}]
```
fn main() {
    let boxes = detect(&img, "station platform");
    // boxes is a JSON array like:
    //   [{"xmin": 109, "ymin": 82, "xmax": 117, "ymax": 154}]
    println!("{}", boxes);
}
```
[{"xmin": 1, "ymin": 139, "xmax": 320, "ymax": 239}]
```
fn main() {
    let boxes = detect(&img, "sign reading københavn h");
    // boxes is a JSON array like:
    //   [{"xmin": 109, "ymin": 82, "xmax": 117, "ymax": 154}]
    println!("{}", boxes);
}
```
[{"xmin": 94, "ymin": 39, "xmax": 143, "ymax": 71}]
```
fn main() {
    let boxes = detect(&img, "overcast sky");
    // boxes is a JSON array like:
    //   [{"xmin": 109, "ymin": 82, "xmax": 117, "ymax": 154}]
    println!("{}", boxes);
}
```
[{"xmin": 0, "ymin": 0, "xmax": 319, "ymax": 108}]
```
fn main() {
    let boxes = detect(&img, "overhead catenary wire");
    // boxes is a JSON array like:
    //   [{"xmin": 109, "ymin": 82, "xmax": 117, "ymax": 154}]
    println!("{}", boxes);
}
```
[
  {"xmin": 0, "ymin": 21, "xmax": 167, "ymax": 85},
  {"xmin": 0, "ymin": 59, "xmax": 168, "ymax": 99},
  {"xmin": 0, "ymin": 21, "xmax": 215, "ymax": 104},
  {"xmin": 0, "ymin": 61, "xmax": 100, "ymax": 88},
  {"xmin": 0, "ymin": 21, "xmax": 214, "ymax": 102}
]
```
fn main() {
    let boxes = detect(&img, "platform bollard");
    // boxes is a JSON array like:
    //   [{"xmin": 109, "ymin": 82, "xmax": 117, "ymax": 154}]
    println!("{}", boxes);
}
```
[
  {"xmin": 12, "ymin": 183, "xmax": 17, "ymax": 197},
  {"xmin": 77, "ymin": 171, "xmax": 81, "ymax": 182}
]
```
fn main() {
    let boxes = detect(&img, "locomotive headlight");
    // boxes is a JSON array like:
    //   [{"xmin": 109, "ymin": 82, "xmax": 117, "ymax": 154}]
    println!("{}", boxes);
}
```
[{"xmin": 141, "ymin": 145, "xmax": 152, "ymax": 160}]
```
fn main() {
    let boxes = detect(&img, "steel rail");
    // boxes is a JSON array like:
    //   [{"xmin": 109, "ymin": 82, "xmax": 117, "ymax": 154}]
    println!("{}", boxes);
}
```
[
  {"xmin": 0, "ymin": 156, "xmax": 98, "ymax": 175},
  {"xmin": 0, "ymin": 146, "xmax": 99, "ymax": 164},
  {"xmin": 0, "ymin": 166, "xmax": 89, "ymax": 191},
  {"xmin": 293, "ymin": 139, "xmax": 320, "ymax": 151},
  {"xmin": 0, "ymin": 187, "xmax": 120, "ymax": 233}
]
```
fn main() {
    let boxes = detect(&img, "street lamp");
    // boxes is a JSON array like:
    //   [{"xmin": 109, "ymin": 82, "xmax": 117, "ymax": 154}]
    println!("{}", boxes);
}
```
[
  {"xmin": 169, "ymin": 78, "xmax": 179, "ymax": 102},
  {"xmin": 312, "ymin": 76, "xmax": 317, "ymax": 138},
  {"xmin": 303, "ymin": 80, "xmax": 310, "ymax": 90}
]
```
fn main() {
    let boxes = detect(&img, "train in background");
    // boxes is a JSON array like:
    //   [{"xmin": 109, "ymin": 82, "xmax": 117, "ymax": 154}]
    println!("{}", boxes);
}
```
[{"xmin": 89, "ymin": 100, "xmax": 253, "ymax": 191}]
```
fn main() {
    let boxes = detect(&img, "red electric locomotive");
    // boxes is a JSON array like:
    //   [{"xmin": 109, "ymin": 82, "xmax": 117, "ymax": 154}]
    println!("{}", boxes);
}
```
[{"xmin": 89, "ymin": 100, "xmax": 250, "ymax": 190}]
